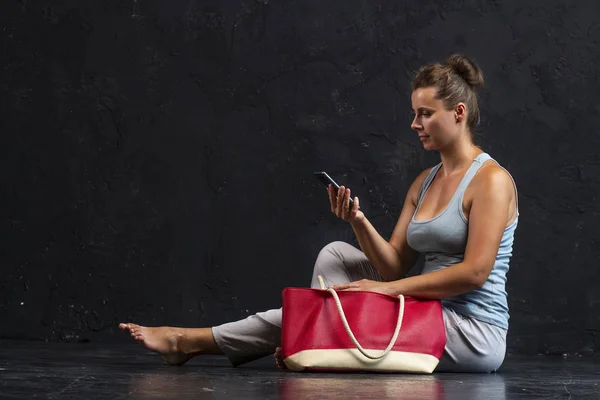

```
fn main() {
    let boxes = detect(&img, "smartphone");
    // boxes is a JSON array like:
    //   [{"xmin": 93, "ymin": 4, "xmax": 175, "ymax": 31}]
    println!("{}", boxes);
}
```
[{"xmin": 313, "ymin": 171, "xmax": 356, "ymax": 207}]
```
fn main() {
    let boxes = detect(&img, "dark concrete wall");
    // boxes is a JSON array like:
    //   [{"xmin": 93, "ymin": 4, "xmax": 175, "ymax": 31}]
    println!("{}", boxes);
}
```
[{"xmin": 2, "ymin": 0, "xmax": 599, "ymax": 356}]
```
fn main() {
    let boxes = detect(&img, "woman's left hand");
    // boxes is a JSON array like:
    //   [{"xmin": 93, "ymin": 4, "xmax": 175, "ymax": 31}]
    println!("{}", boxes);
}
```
[{"xmin": 330, "ymin": 279, "xmax": 395, "ymax": 296}]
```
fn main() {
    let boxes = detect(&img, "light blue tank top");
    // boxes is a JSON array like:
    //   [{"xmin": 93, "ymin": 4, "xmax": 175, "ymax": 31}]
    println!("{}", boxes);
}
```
[{"xmin": 406, "ymin": 153, "xmax": 519, "ymax": 330}]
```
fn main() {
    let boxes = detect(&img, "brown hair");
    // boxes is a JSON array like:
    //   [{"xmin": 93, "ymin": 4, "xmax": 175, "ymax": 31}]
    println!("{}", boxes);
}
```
[{"xmin": 412, "ymin": 54, "xmax": 484, "ymax": 133}]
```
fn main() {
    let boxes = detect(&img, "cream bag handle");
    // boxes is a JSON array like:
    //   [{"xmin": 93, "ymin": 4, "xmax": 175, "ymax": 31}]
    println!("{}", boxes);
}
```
[{"xmin": 317, "ymin": 275, "xmax": 405, "ymax": 360}]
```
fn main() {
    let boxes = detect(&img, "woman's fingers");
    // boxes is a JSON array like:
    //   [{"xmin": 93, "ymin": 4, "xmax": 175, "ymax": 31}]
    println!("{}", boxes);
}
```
[
  {"xmin": 336, "ymin": 186, "xmax": 345, "ymax": 215},
  {"xmin": 331, "ymin": 282, "xmax": 358, "ymax": 291},
  {"xmin": 328, "ymin": 184, "xmax": 337, "ymax": 213},
  {"xmin": 330, "ymin": 283, "xmax": 350, "ymax": 290},
  {"xmin": 327, "ymin": 184, "xmax": 359, "ymax": 221},
  {"xmin": 351, "ymin": 196, "xmax": 360, "ymax": 217},
  {"xmin": 342, "ymin": 189, "xmax": 351, "ymax": 219}
]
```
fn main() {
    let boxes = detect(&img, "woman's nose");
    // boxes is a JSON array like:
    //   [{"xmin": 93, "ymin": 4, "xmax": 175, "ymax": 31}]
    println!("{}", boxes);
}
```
[{"xmin": 411, "ymin": 116, "xmax": 422, "ymax": 131}]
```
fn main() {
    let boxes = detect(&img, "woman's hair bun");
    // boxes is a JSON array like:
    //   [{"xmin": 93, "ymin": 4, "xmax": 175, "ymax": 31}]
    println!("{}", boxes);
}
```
[{"xmin": 446, "ymin": 54, "xmax": 484, "ymax": 88}]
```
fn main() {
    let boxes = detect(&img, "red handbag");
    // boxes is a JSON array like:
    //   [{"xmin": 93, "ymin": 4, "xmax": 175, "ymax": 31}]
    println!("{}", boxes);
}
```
[{"xmin": 281, "ymin": 276, "xmax": 447, "ymax": 373}]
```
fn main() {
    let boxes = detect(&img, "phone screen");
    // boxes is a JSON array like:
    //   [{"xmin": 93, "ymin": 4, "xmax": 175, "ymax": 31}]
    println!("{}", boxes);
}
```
[{"xmin": 314, "ymin": 172, "xmax": 354, "ymax": 206}]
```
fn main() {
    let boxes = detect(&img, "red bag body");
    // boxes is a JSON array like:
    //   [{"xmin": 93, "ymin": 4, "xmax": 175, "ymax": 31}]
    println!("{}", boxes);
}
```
[{"xmin": 281, "ymin": 287, "xmax": 447, "ymax": 373}]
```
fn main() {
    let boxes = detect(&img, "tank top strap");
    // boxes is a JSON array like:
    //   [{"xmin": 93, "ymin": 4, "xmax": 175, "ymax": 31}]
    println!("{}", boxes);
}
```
[
  {"xmin": 455, "ymin": 152, "xmax": 493, "ymax": 194},
  {"xmin": 417, "ymin": 162, "xmax": 443, "ymax": 205}
]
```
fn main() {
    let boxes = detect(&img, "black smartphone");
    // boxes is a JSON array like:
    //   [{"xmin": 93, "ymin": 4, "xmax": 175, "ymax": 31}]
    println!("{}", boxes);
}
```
[{"xmin": 313, "ymin": 171, "xmax": 356, "ymax": 207}]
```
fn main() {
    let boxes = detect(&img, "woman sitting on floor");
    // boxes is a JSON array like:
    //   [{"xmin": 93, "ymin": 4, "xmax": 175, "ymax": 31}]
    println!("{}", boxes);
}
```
[{"xmin": 120, "ymin": 54, "xmax": 519, "ymax": 373}]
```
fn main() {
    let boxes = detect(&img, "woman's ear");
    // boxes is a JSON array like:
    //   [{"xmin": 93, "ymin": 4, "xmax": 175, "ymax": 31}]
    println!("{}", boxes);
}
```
[{"xmin": 455, "ymin": 103, "xmax": 467, "ymax": 123}]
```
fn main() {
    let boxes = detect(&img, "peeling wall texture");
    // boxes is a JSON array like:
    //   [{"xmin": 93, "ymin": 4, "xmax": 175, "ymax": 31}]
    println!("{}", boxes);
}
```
[{"xmin": 2, "ymin": 0, "xmax": 599, "ymax": 356}]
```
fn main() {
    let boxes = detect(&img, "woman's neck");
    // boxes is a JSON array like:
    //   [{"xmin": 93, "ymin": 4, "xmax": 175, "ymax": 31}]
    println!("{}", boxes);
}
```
[{"xmin": 438, "ymin": 135, "xmax": 482, "ymax": 177}]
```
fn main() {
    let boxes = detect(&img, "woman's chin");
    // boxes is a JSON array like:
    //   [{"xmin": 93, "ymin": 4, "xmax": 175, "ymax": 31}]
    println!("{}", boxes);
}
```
[{"xmin": 421, "ymin": 139, "xmax": 435, "ymax": 150}]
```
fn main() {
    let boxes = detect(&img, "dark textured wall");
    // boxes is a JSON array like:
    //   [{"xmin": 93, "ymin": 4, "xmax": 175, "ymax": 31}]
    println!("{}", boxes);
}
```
[{"xmin": 2, "ymin": 0, "xmax": 599, "ymax": 356}]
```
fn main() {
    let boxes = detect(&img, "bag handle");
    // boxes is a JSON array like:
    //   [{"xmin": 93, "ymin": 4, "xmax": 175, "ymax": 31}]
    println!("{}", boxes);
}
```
[{"xmin": 317, "ymin": 275, "xmax": 405, "ymax": 360}]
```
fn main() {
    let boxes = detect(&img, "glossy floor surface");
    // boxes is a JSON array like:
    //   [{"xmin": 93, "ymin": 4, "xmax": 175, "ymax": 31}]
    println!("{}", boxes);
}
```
[{"xmin": 1, "ymin": 340, "xmax": 599, "ymax": 399}]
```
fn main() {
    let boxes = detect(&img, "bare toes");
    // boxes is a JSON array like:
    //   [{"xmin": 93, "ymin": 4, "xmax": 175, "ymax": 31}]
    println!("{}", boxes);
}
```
[{"xmin": 274, "ymin": 347, "xmax": 287, "ymax": 370}]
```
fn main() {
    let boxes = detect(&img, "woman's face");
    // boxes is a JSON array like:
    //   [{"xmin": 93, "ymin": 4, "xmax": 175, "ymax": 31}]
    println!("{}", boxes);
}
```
[{"xmin": 410, "ymin": 87, "xmax": 464, "ymax": 150}]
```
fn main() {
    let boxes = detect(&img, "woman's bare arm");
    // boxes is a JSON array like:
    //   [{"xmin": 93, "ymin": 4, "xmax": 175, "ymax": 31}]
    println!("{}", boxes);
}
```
[
  {"xmin": 384, "ymin": 165, "xmax": 514, "ymax": 298},
  {"xmin": 350, "ymin": 169, "xmax": 431, "ymax": 281}
]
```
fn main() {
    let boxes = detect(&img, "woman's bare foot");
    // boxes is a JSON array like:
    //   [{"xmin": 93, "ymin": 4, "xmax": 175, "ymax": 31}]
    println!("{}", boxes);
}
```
[
  {"xmin": 119, "ymin": 323, "xmax": 200, "ymax": 366},
  {"xmin": 274, "ymin": 347, "xmax": 288, "ymax": 370}
]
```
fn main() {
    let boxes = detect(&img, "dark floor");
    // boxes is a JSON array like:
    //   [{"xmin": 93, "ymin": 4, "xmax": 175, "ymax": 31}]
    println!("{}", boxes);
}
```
[{"xmin": 0, "ymin": 340, "xmax": 599, "ymax": 399}]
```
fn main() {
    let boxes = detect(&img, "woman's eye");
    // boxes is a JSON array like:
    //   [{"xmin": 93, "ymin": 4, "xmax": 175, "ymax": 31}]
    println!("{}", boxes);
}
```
[{"xmin": 411, "ymin": 110, "xmax": 431, "ymax": 118}]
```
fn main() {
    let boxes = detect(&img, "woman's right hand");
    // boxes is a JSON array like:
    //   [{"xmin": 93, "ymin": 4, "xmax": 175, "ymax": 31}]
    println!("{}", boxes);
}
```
[{"xmin": 328, "ymin": 184, "xmax": 364, "ymax": 223}]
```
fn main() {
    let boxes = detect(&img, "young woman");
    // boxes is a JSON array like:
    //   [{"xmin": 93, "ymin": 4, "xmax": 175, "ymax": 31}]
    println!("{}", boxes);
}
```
[{"xmin": 120, "ymin": 54, "xmax": 519, "ymax": 373}]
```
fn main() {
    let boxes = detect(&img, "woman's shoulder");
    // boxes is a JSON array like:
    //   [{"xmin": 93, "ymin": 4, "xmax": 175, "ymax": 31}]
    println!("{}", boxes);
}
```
[{"xmin": 472, "ymin": 159, "xmax": 515, "ymax": 194}]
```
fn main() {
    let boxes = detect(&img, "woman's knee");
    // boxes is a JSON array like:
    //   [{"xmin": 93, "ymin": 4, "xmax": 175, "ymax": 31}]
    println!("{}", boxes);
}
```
[
  {"xmin": 316, "ymin": 241, "xmax": 358, "ymax": 266},
  {"xmin": 319, "ymin": 241, "xmax": 350, "ymax": 257},
  {"xmin": 314, "ymin": 241, "xmax": 352, "ymax": 275}
]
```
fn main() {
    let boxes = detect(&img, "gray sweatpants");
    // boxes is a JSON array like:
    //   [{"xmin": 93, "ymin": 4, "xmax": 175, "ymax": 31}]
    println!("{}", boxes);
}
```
[{"xmin": 212, "ymin": 241, "xmax": 507, "ymax": 373}]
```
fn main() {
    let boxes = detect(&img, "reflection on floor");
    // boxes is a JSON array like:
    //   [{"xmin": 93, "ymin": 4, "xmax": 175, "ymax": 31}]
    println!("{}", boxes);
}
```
[{"xmin": 1, "ymin": 340, "xmax": 598, "ymax": 399}]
